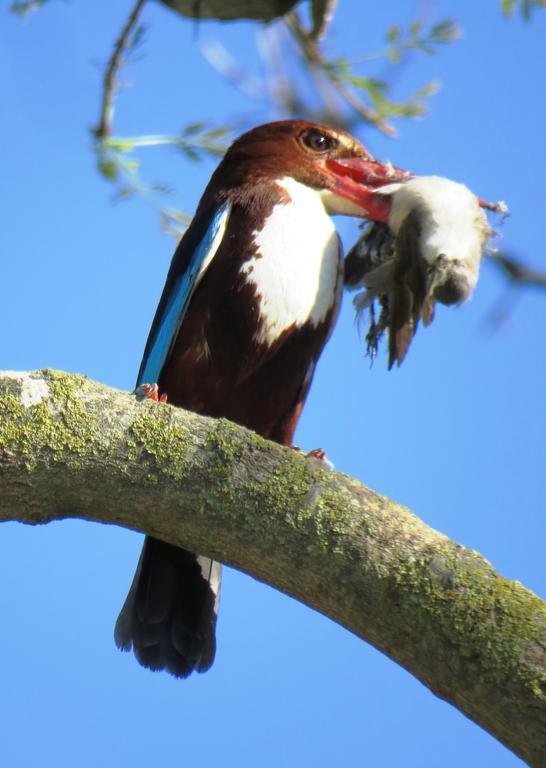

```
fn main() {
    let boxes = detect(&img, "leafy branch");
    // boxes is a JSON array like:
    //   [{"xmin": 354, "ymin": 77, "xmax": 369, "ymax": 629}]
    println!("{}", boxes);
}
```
[
  {"xmin": 90, "ymin": 1, "xmax": 461, "ymax": 224},
  {"xmin": 382, "ymin": 18, "xmax": 461, "ymax": 61},
  {"xmin": 501, "ymin": 0, "xmax": 546, "ymax": 19},
  {"xmin": 9, "ymin": 0, "xmax": 57, "ymax": 15},
  {"xmin": 95, "ymin": 124, "xmax": 231, "ymax": 236},
  {"xmin": 284, "ymin": 13, "xmax": 460, "ymax": 135},
  {"xmin": 10, "ymin": 0, "xmax": 546, "ymax": 293},
  {"xmin": 90, "ymin": 0, "xmax": 231, "ymax": 236}
]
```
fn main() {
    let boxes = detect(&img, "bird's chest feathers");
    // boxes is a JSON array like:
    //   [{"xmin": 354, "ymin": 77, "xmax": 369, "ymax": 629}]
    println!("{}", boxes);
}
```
[{"xmin": 240, "ymin": 177, "xmax": 342, "ymax": 346}]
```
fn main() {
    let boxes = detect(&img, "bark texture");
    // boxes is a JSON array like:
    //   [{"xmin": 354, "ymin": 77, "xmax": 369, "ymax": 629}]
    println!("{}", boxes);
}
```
[{"xmin": 0, "ymin": 369, "xmax": 545, "ymax": 766}]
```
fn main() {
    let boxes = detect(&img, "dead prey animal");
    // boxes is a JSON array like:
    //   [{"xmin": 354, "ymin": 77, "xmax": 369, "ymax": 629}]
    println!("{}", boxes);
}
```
[{"xmin": 344, "ymin": 175, "xmax": 508, "ymax": 368}]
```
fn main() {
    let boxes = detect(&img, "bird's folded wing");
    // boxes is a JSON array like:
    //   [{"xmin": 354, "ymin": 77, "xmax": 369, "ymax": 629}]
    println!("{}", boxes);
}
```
[{"xmin": 137, "ymin": 200, "xmax": 232, "ymax": 386}]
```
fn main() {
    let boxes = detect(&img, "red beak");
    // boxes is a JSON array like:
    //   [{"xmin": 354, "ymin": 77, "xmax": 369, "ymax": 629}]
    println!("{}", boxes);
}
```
[
  {"xmin": 325, "ymin": 157, "xmax": 509, "ymax": 223},
  {"xmin": 327, "ymin": 157, "xmax": 413, "ymax": 187},
  {"xmin": 324, "ymin": 156, "xmax": 413, "ymax": 223}
]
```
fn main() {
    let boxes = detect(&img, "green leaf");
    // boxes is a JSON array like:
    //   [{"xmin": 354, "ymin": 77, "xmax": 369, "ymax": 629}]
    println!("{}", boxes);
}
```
[
  {"xmin": 415, "ymin": 81, "xmax": 440, "ymax": 99},
  {"xmin": 183, "ymin": 122, "xmax": 207, "ymax": 137},
  {"xmin": 386, "ymin": 47, "xmax": 402, "ymax": 63},
  {"xmin": 10, "ymin": 0, "xmax": 54, "ymax": 15},
  {"xmin": 323, "ymin": 58, "xmax": 350, "ymax": 76},
  {"xmin": 104, "ymin": 137, "xmax": 138, "ymax": 152},
  {"xmin": 345, "ymin": 74, "xmax": 389, "ymax": 93},
  {"xmin": 428, "ymin": 19, "xmax": 461, "ymax": 43},
  {"xmin": 386, "ymin": 25, "xmax": 401, "ymax": 43},
  {"xmin": 501, "ymin": 0, "xmax": 546, "ymax": 17},
  {"xmin": 112, "ymin": 186, "xmax": 136, "ymax": 203},
  {"xmin": 97, "ymin": 159, "xmax": 119, "ymax": 181},
  {"xmin": 151, "ymin": 182, "xmax": 175, "ymax": 196},
  {"xmin": 179, "ymin": 145, "xmax": 201, "ymax": 162},
  {"xmin": 415, "ymin": 41, "xmax": 436, "ymax": 56},
  {"xmin": 203, "ymin": 126, "xmax": 231, "ymax": 140}
]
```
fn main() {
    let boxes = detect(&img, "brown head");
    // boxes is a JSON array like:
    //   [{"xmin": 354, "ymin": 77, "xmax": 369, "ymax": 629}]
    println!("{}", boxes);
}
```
[{"xmin": 203, "ymin": 120, "xmax": 410, "ymax": 221}]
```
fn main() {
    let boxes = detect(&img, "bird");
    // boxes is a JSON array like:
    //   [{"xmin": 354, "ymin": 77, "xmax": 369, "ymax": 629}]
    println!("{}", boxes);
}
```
[
  {"xmin": 114, "ymin": 119, "xmax": 410, "ymax": 678},
  {"xmin": 344, "ymin": 175, "xmax": 507, "ymax": 368}
]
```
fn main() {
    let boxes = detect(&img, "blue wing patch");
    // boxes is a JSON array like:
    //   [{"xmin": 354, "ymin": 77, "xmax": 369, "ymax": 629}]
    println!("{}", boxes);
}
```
[{"xmin": 138, "ymin": 200, "xmax": 231, "ymax": 386}]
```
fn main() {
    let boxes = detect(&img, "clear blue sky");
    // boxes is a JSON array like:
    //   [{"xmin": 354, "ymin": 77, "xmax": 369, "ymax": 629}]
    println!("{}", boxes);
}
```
[{"xmin": 1, "ymin": 2, "xmax": 545, "ymax": 766}]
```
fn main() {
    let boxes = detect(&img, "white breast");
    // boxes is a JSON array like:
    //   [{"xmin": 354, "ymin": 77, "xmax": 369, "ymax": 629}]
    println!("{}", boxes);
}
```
[{"xmin": 241, "ymin": 176, "xmax": 343, "ymax": 346}]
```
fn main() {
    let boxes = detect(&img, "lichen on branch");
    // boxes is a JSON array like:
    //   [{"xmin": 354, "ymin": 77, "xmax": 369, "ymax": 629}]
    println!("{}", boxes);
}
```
[{"xmin": 0, "ymin": 369, "xmax": 545, "ymax": 767}]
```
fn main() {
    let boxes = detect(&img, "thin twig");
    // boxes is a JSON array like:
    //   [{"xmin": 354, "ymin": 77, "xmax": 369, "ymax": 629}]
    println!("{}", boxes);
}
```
[
  {"xmin": 310, "ymin": 0, "xmax": 338, "ymax": 41},
  {"xmin": 94, "ymin": 0, "xmax": 147, "ymax": 140}
]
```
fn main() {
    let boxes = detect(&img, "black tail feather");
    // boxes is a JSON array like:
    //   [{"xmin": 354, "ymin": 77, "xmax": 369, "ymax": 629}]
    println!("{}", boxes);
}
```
[{"xmin": 115, "ymin": 537, "xmax": 221, "ymax": 678}]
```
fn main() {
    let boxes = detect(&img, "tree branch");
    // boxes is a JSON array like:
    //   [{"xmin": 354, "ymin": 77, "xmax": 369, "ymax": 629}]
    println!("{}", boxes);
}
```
[
  {"xmin": 0, "ymin": 370, "xmax": 545, "ymax": 766},
  {"xmin": 94, "ymin": 0, "xmax": 147, "ymax": 141},
  {"xmin": 284, "ymin": 10, "xmax": 397, "ymax": 136}
]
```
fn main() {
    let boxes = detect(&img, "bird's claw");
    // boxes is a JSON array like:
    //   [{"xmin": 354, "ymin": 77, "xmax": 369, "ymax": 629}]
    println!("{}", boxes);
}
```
[
  {"xmin": 305, "ymin": 448, "xmax": 334, "ymax": 471},
  {"xmin": 134, "ymin": 383, "xmax": 168, "ymax": 403}
]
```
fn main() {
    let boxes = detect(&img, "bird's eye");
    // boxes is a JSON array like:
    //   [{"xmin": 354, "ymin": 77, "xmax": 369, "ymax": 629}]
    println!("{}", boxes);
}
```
[{"xmin": 302, "ymin": 129, "xmax": 335, "ymax": 153}]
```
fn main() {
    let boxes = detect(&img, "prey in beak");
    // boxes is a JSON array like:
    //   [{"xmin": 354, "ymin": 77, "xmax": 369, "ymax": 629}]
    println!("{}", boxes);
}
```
[{"xmin": 344, "ymin": 174, "xmax": 509, "ymax": 369}]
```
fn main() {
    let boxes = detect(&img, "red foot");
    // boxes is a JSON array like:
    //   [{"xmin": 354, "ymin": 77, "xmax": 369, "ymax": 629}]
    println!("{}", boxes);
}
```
[
  {"xmin": 306, "ymin": 448, "xmax": 324, "ymax": 460},
  {"xmin": 134, "ymin": 383, "xmax": 168, "ymax": 403},
  {"xmin": 306, "ymin": 448, "xmax": 334, "ymax": 471}
]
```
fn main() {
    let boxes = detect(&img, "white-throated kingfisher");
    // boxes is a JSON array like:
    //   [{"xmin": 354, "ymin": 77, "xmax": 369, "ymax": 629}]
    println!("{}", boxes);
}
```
[{"xmin": 115, "ymin": 119, "xmax": 409, "ymax": 678}]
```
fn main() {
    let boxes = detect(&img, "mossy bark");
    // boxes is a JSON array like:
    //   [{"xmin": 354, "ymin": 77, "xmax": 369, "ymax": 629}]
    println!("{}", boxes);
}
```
[{"xmin": 0, "ymin": 369, "xmax": 545, "ymax": 766}]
